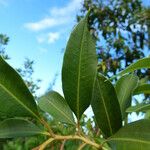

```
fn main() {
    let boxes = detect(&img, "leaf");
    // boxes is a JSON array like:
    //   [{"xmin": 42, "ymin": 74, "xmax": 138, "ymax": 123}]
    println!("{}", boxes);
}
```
[
  {"xmin": 0, "ymin": 57, "xmax": 39, "ymax": 119},
  {"xmin": 108, "ymin": 119, "xmax": 150, "ymax": 150},
  {"xmin": 38, "ymin": 91, "xmax": 75, "ymax": 125},
  {"xmin": 145, "ymin": 110, "xmax": 150, "ymax": 119},
  {"xmin": 110, "ymin": 57, "xmax": 150, "ymax": 80},
  {"xmin": 115, "ymin": 74, "xmax": 138, "ymax": 119},
  {"xmin": 91, "ymin": 74, "xmax": 122, "ymax": 138},
  {"xmin": 126, "ymin": 102, "xmax": 150, "ymax": 113},
  {"xmin": 0, "ymin": 118, "xmax": 45, "ymax": 138},
  {"xmin": 133, "ymin": 84, "xmax": 150, "ymax": 95},
  {"xmin": 62, "ymin": 12, "xmax": 97, "ymax": 120}
]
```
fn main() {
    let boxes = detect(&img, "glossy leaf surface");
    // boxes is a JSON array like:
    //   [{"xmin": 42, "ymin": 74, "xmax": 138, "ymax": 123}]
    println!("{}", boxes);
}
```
[
  {"xmin": 62, "ymin": 12, "xmax": 97, "ymax": 120},
  {"xmin": 91, "ymin": 74, "xmax": 122, "ymax": 137},
  {"xmin": 108, "ymin": 119, "xmax": 150, "ymax": 150},
  {"xmin": 39, "ymin": 91, "xmax": 75, "ymax": 125},
  {"xmin": 0, "ymin": 57, "xmax": 39, "ymax": 119},
  {"xmin": 111, "ymin": 57, "xmax": 150, "ymax": 79},
  {"xmin": 126, "ymin": 102, "xmax": 150, "ymax": 113},
  {"xmin": 133, "ymin": 84, "xmax": 150, "ymax": 95},
  {"xmin": 0, "ymin": 118, "xmax": 45, "ymax": 138},
  {"xmin": 115, "ymin": 74, "xmax": 138, "ymax": 119}
]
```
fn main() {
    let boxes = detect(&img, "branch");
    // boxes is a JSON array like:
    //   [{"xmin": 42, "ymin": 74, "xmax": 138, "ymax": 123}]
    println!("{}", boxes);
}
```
[
  {"xmin": 60, "ymin": 140, "xmax": 66, "ymax": 150},
  {"xmin": 33, "ymin": 134, "xmax": 102, "ymax": 150},
  {"xmin": 40, "ymin": 118, "xmax": 55, "ymax": 137},
  {"xmin": 55, "ymin": 135, "xmax": 101, "ymax": 149},
  {"xmin": 77, "ymin": 143, "xmax": 86, "ymax": 150},
  {"xmin": 32, "ymin": 138, "xmax": 54, "ymax": 150}
]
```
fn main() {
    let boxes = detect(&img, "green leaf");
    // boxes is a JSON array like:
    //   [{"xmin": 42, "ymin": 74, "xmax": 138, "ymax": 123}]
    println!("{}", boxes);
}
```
[
  {"xmin": 0, "ymin": 57, "xmax": 39, "ymax": 119},
  {"xmin": 110, "ymin": 57, "xmax": 150, "ymax": 80},
  {"xmin": 108, "ymin": 119, "xmax": 150, "ymax": 150},
  {"xmin": 0, "ymin": 118, "xmax": 45, "ymax": 138},
  {"xmin": 133, "ymin": 84, "xmax": 150, "ymax": 95},
  {"xmin": 91, "ymin": 74, "xmax": 122, "ymax": 138},
  {"xmin": 126, "ymin": 102, "xmax": 150, "ymax": 113},
  {"xmin": 115, "ymin": 74, "xmax": 138, "ymax": 119},
  {"xmin": 62, "ymin": 12, "xmax": 97, "ymax": 120},
  {"xmin": 38, "ymin": 91, "xmax": 75, "ymax": 125},
  {"xmin": 145, "ymin": 110, "xmax": 150, "ymax": 119}
]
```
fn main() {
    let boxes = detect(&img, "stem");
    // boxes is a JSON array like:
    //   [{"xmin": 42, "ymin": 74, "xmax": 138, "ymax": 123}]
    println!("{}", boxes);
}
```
[
  {"xmin": 40, "ymin": 118, "xmax": 55, "ymax": 137},
  {"xmin": 77, "ymin": 143, "xmax": 86, "ymax": 150},
  {"xmin": 32, "ymin": 138, "xmax": 54, "ymax": 150},
  {"xmin": 77, "ymin": 120, "xmax": 83, "ymax": 136},
  {"xmin": 96, "ymin": 129, "xmax": 100, "ymax": 137},
  {"xmin": 54, "ymin": 135, "xmax": 102, "ymax": 149},
  {"xmin": 33, "ymin": 134, "xmax": 102, "ymax": 150},
  {"xmin": 124, "ymin": 116, "xmax": 128, "ymax": 125},
  {"xmin": 39, "ymin": 138, "xmax": 54, "ymax": 150},
  {"xmin": 60, "ymin": 140, "xmax": 66, "ymax": 150}
]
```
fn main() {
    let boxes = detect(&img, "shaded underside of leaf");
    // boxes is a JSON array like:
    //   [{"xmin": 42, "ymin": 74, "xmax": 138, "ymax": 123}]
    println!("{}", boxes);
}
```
[
  {"xmin": 0, "ymin": 57, "xmax": 39, "ymax": 119},
  {"xmin": 133, "ymin": 84, "xmax": 150, "ymax": 95},
  {"xmin": 126, "ymin": 102, "xmax": 150, "ymax": 113},
  {"xmin": 91, "ymin": 74, "xmax": 122, "ymax": 138},
  {"xmin": 108, "ymin": 119, "xmax": 150, "ymax": 150},
  {"xmin": 62, "ymin": 12, "xmax": 97, "ymax": 120},
  {"xmin": 0, "ymin": 118, "xmax": 45, "ymax": 138},
  {"xmin": 38, "ymin": 91, "xmax": 75, "ymax": 125},
  {"xmin": 115, "ymin": 74, "xmax": 138, "ymax": 119}
]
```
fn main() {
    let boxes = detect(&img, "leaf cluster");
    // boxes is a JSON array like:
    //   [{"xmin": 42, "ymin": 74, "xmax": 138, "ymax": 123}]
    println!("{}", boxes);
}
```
[{"xmin": 0, "ymin": 11, "xmax": 149, "ymax": 150}]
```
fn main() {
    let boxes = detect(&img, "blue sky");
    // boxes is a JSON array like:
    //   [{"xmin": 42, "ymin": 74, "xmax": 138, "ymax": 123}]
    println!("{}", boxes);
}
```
[
  {"xmin": 0, "ymin": 0, "xmax": 83, "ymax": 95},
  {"xmin": 0, "ymin": 0, "xmax": 149, "ymax": 96},
  {"xmin": 0, "ymin": 0, "xmax": 149, "ymax": 121}
]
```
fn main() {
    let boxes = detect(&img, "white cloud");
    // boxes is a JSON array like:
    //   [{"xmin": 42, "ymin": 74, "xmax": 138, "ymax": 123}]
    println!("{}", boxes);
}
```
[
  {"xmin": 37, "ymin": 32, "xmax": 60, "ymax": 44},
  {"xmin": 24, "ymin": 0, "xmax": 83, "ymax": 31},
  {"xmin": 48, "ymin": 32, "xmax": 60, "ymax": 43},
  {"xmin": 50, "ymin": 0, "xmax": 82, "ymax": 17},
  {"xmin": 37, "ymin": 36, "xmax": 45, "ymax": 44},
  {"xmin": 25, "ymin": 18, "xmax": 68, "ymax": 31}
]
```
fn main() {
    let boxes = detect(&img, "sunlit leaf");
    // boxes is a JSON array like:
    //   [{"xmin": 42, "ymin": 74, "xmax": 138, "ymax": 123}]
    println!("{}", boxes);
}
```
[
  {"xmin": 91, "ymin": 74, "xmax": 122, "ymax": 137},
  {"xmin": 0, "ymin": 57, "xmax": 39, "ymax": 120},
  {"xmin": 126, "ymin": 102, "xmax": 150, "ymax": 113},
  {"xmin": 110, "ymin": 57, "xmax": 150, "ymax": 80},
  {"xmin": 0, "ymin": 118, "xmax": 45, "ymax": 138},
  {"xmin": 108, "ymin": 119, "xmax": 150, "ymax": 150},
  {"xmin": 62, "ymin": 12, "xmax": 97, "ymax": 120},
  {"xmin": 115, "ymin": 74, "xmax": 138, "ymax": 119},
  {"xmin": 133, "ymin": 84, "xmax": 150, "ymax": 95},
  {"xmin": 39, "ymin": 91, "xmax": 75, "ymax": 125}
]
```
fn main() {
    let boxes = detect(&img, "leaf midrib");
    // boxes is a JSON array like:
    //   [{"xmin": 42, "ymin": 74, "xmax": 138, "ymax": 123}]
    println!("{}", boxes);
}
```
[
  {"xmin": 97, "ymin": 80, "xmax": 113, "ymax": 135},
  {"xmin": 76, "ymin": 19, "xmax": 87, "ymax": 120},
  {"xmin": 0, "ymin": 83, "xmax": 38, "ymax": 119},
  {"xmin": 120, "ymin": 75, "xmax": 133, "ymax": 110},
  {"xmin": 129, "ymin": 103, "xmax": 150, "ymax": 112},
  {"xmin": 109, "ymin": 137, "xmax": 150, "ymax": 145},
  {"xmin": 0, "ymin": 131, "xmax": 43, "ymax": 136},
  {"xmin": 119, "ymin": 58, "xmax": 150, "ymax": 76},
  {"xmin": 46, "ymin": 98, "xmax": 74, "ymax": 125}
]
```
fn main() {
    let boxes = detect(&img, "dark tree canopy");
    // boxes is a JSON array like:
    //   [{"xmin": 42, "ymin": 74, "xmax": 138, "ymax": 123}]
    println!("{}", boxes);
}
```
[
  {"xmin": 0, "ymin": 34, "xmax": 9, "ymax": 59},
  {"xmin": 77, "ymin": 0, "xmax": 150, "ymax": 79}
]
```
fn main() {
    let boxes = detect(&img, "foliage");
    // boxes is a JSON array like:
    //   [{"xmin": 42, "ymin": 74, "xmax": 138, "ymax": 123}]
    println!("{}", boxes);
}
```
[
  {"xmin": 0, "ymin": 34, "xmax": 9, "ymax": 59},
  {"xmin": 17, "ymin": 58, "xmax": 41, "ymax": 96},
  {"xmin": 0, "ymin": 34, "xmax": 42, "ymax": 149},
  {"xmin": 0, "ymin": 12, "xmax": 149, "ymax": 150},
  {"xmin": 78, "ymin": 0, "xmax": 150, "ymax": 132},
  {"xmin": 77, "ymin": 0, "xmax": 150, "ymax": 78}
]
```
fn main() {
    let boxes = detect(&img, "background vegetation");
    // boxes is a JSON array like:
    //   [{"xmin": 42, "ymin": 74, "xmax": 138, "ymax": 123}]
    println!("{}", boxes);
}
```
[{"xmin": 0, "ymin": 0, "xmax": 150, "ymax": 149}]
